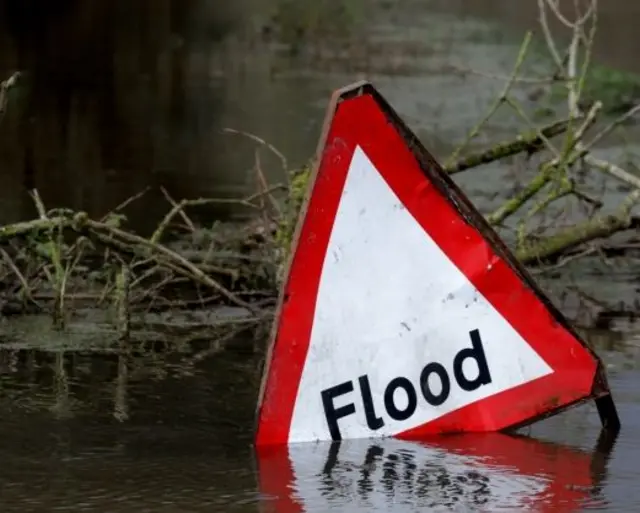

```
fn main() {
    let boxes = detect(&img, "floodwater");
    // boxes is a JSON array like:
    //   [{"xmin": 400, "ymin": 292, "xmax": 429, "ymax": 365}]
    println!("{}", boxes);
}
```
[
  {"xmin": 1, "ymin": 0, "xmax": 640, "ymax": 511},
  {"xmin": 1, "ymin": 332, "xmax": 640, "ymax": 512}
]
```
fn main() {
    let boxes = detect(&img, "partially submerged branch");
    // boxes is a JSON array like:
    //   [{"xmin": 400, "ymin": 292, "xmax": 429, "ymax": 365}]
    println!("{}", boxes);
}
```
[
  {"xmin": 0, "ymin": 185, "xmax": 277, "ymax": 328},
  {"xmin": 518, "ymin": 191, "xmax": 640, "ymax": 264},
  {"xmin": 444, "ymin": 118, "xmax": 572, "ymax": 175}
]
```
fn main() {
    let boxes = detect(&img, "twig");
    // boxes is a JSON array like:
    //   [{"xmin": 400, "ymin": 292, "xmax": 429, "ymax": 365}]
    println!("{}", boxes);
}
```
[
  {"xmin": 585, "ymin": 103, "xmax": 640, "ymax": 151},
  {"xmin": 544, "ymin": 0, "xmax": 596, "ymax": 29},
  {"xmin": 150, "ymin": 185, "xmax": 285, "ymax": 245},
  {"xmin": 488, "ymin": 163, "xmax": 555, "ymax": 226},
  {"xmin": 110, "ymin": 187, "xmax": 151, "ymax": 216},
  {"xmin": 0, "ymin": 248, "xmax": 39, "ymax": 306},
  {"xmin": 114, "ymin": 261, "xmax": 130, "ymax": 343},
  {"xmin": 160, "ymin": 187, "xmax": 196, "ymax": 232},
  {"xmin": 254, "ymin": 148, "xmax": 282, "ymax": 217},
  {"xmin": 82, "ymin": 217, "xmax": 261, "ymax": 314},
  {"xmin": 530, "ymin": 246, "xmax": 597, "ymax": 275},
  {"xmin": 0, "ymin": 71, "xmax": 21, "ymax": 119},
  {"xmin": 584, "ymin": 155, "xmax": 640, "ymax": 190},
  {"xmin": 223, "ymin": 127, "xmax": 288, "ymax": 177},
  {"xmin": 188, "ymin": 320, "xmax": 262, "ymax": 364},
  {"xmin": 504, "ymin": 97, "xmax": 561, "ymax": 158},
  {"xmin": 566, "ymin": 100, "xmax": 602, "ymax": 155},
  {"xmin": 516, "ymin": 180, "xmax": 573, "ymax": 245},
  {"xmin": 445, "ymin": 31, "xmax": 533, "ymax": 167},
  {"xmin": 571, "ymin": 186, "xmax": 603, "ymax": 208}
]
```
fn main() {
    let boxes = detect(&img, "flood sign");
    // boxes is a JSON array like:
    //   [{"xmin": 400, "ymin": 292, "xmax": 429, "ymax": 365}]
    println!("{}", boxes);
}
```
[{"xmin": 255, "ymin": 81, "xmax": 620, "ymax": 447}]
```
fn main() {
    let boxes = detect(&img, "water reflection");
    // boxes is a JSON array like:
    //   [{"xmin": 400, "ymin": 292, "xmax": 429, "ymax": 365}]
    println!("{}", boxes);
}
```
[
  {"xmin": 0, "ymin": 333, "xmax": 638, "ymax": 511},
  {"xmin": 0, "ymin": 0, "xmax": 320, "ymax": 234},
  {"xmin": 257, "ymin": 432, "xmax": 616, "ymax": 512}
]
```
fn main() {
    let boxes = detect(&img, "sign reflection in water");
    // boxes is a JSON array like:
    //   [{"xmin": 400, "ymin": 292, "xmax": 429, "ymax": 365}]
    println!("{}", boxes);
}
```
[{"xmin": 256, "ymin": 432, "xmax": 616, "ymax": 512}]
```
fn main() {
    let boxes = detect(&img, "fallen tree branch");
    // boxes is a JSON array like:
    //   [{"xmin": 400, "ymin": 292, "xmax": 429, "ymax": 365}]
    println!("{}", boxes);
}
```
[
  {"xmin": 530, "ymin": 247, "xmax": 597, "ymax": 275},
  {"xmin": 488, "ymin": 163, "xmax": 556, "ymax": 226},
  {"xmin": 79, "ymin": 215, "xmax": 262, "ymax": 314},
  {"xmin": 0, "ymin": 210, "xmax": 264, "ymax": 316},
  {"xmin": 517, "ymin": 190, "xmax": 640, "ymax": 264},
  {"xmin": 0, "ymin": 216, "xmax": 72, "ymax": 241},
  {"xmin": 487, "ymin": 101, "xmax": 601, "ymax": 226},
  {"xmin": 444, "ymin": 117, "xmax": 572, "ymax": 175},
  {"xmin": 584, "ymin": 155, "xmax": 640, "ymax": 190}
]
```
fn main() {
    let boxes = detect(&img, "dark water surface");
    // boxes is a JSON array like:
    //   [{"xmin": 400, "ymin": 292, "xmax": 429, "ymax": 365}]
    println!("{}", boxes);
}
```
[
  {"xmin": 1, "ymin": 0, "xmax": 640, "ymax": 511},
  {"xmin": 0, "ymin": 332, "xmax": 639, "ymax": 512}
]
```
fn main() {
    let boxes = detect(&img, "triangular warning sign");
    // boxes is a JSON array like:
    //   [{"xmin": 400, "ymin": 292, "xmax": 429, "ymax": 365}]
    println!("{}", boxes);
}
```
[{"xmin": 255, "ymin": 81, "xmax": 619, "ymax": 447}]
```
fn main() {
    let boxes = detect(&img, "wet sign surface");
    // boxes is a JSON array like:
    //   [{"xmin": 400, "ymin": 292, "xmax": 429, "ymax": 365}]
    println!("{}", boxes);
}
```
[
  {"xmin": 255, "ymin": 81, "xmax": 619, "ymax": 447},
  {"xmin": 257, "ymin": 434, "xmax": 606, "ymax": 512}
]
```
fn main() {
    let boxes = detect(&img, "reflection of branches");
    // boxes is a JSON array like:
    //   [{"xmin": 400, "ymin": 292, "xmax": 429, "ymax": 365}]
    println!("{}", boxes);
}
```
[{"xmin": 114, "ymin": 352, "xmax": 129, "ymax": 422}]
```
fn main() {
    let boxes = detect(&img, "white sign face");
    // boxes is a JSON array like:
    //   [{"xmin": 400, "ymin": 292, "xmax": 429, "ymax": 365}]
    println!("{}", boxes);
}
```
[
  {"xmin": 283, "ymin": 439, "xmax": 549, "ymax": 512},
  {"xmin": 289, "ymin": 147, "xmax": 553, "ymax": 443}
]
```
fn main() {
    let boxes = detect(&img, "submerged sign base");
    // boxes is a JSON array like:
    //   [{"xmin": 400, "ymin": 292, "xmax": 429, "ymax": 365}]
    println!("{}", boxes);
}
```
[{"xmin": 255, "ymin": 81, "xmax": 620, "ymax": 447}]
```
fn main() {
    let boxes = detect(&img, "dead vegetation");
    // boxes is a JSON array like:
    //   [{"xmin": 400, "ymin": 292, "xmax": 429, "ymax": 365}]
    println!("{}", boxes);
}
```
[{"xmin": 0, "ymin": 0, "xmax": 639, "ymax": 352}]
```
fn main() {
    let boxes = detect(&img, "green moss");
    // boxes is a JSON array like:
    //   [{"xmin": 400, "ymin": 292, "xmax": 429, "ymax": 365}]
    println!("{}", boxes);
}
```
[
  {"xmin": 274, "ymin": 163, "xmax": 312, "ymax": 265},
  {"xmin": 584, "ymin": 65, "xmax": 640, "ymax": 114}
]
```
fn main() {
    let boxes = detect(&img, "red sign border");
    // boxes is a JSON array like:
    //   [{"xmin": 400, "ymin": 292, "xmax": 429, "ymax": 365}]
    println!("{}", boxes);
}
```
[{"xmin": 254, "ymin": 81, "xmax": 619, "ymax": 447}]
